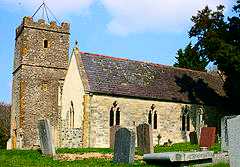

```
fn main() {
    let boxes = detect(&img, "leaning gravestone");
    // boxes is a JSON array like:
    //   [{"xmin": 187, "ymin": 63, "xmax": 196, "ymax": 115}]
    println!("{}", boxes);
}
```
[
  {"xmin": 113, "ymin": 128, "xmax": 135, "ymax": 164},
  {"xmin": 189, "ymin": 131, "xmax": 198, "ymax": 144},
  {"xmin": 137, "ymin": 123, "xmax": 153, "ymax": 154},
  {"xmin": 221, "ymin": 115, "xmax": 237, "ymax": 152},
  {"xmin": 199, "ymin": 127, "xmax": 216, "ymax": 148},
  {"xmin": 37, "ymin": 119, "xmax": 55, "ymax": 156},
  {"xmin": 110, "ymin": 125, "xmax": 121, "ymax": 149},
  {"xmin": 227, "ymin": 116, "xmax": 240, "ymax": 167}
]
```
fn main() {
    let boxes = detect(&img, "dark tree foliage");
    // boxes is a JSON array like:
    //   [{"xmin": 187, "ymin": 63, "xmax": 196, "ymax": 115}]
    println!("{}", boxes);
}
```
[
  {"xmin": 188, "ymin": 0, "xmax": 240, "ymax": 111},
  {"xmin": 174, "ymin": 42, "xmax": 208, "ymax": 71},
  {"xmin": 0, "ymin": 102, "xmax": 11, "ymax": 148}
]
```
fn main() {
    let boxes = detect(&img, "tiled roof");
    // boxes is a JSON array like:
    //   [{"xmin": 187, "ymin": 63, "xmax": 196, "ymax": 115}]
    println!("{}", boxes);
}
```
[{"xmin": 78, "ymin": 52, "xmax": 225, "ymax": 105}]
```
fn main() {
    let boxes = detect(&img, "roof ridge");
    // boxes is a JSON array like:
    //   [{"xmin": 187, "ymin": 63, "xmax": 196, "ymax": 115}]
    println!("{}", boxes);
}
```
[
  {"xmin": 79, "ymin": 51, "xmax": 216, "ymax": 76},
  {"xmin": 79, "ymin": 51, "xmax": 128, "ymax": 61}
]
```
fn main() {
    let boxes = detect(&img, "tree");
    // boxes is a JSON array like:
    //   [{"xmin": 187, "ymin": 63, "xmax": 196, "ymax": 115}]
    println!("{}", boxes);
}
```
[
  {"xmin": 188, "ymin": 0, "xmax": 240, "ymax": 111},
  {"xmin": 0, "ymin": 102, "xmax": 11, "ymax": 148},
  {"xmin": 174, "ymin": 42, "xmax": 208, "ymax": 71}
]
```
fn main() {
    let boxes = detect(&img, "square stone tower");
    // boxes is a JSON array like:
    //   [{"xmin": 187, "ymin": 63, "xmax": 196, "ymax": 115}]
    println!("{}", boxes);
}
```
[{"xmin": 10, "ymin": 16, "xmax": 70, "ymax": 149}]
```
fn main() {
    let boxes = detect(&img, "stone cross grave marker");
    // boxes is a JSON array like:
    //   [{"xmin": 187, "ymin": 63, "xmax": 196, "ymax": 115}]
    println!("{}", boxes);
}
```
[
  {"xmin": 113, "ymin": 128, "xmax": 135, "ymax": 164},
  {"xmin": 199, "ymin": 127, "xmax": 216, "ymax": 148},
  {"xmin": 137, "ymin": 123, "xmax": 153, "ymax": 154},
  {"xmin": 37, "ymin": 119, "xmax": 55, "ymax": 156},
  {"xmin": 221, "ymin": 115, "xmax": 237, "ymax": 152},
  {"xmin": 110, "ymin": 125, "xmax": 121, "ymax": 149},
  {"xmin": 189, "ymin": 131, "xmax": 198, "ymax": 144},
  {"xmin": 227, "ymin": 116, "xmax": 240, "ymax": 167}
]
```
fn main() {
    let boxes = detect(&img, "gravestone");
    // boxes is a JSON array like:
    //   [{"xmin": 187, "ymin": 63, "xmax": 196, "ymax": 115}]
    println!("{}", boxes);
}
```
[
  {"xmin": 199, "ymin": 127, "xmax": 216, "ymax": 148},
  {"xmin": 137, "ymin": 123, "xmax": 153, "ymax": 154},
  {"xmin": 144, "ymin": 151, "xmax": 213, "ymax": 166},
  {"xmin": 110, "ymin": 125, "xmax": 121, "ymax": 149},
  {"xmin": 189, "ymin": 131, "xmax": 198, "ymax": 144},
  {"xmin": 113, "ymin": 128, "xmax": 135, "ymax": 164},
  {"xmin": 37, "ymin": 119, "xmax": 55, "ymax": 156},
  {"xmin": 221, "ymin": 115, "xmax": 237, "ymax": 152},
  {"xmin": 227, "ymin": 116, "xmax": 240, "ymax": 167}
]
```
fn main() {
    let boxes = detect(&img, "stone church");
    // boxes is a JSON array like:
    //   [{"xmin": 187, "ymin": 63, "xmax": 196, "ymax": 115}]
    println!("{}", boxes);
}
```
[{"xmin": 8, "ymin": 16, "xmax": 225, "ymax": 149}]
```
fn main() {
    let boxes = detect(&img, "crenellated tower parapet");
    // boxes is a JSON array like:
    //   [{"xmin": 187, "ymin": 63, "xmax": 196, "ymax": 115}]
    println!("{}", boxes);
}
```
[{"xmin": 16, "ymin": 16, "xmax": 70, "ymax": 39}]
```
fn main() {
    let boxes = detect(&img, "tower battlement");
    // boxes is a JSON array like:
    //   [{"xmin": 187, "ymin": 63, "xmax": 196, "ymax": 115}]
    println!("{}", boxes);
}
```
[{"xmin": 16, "ymin": 16, "xmax": 70, "ymax": 39}]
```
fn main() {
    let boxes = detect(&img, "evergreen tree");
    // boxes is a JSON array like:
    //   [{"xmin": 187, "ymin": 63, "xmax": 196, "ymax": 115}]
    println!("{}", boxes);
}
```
[
  {"xmin": 188, "ymin": 0, "xmax": 240, "ymax": 111},
  {"xmin": 174, "ymin": 42, "xmax": 208, "ymax": 71}
]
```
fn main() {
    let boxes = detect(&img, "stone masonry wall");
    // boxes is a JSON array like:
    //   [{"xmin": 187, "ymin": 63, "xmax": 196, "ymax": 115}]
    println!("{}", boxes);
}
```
[
  {"xmin": 88, "ymin": 95, "xmax": 220, "ymax": 148},
  {"xmin": 61, "ymin": 128, "xmax": 83, "ymax": 148},
  {"xmin": 11, "ymin": 16, "xmax": 69, "ymax": 149},
  {"xmin": 14, "ymin": 16, "xmax": 69, "ymax": 71}
]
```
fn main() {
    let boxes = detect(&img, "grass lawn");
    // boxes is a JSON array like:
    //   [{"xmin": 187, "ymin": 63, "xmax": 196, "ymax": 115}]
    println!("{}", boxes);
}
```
[
  {"xmin": 0, "ymin": 142, "xmax": 228, "ymax": 167},
  {"xmin": 0, "ymin": 149, "xmax": 157, "ymax": 167},
  {"xmin": 56, "ymin": 142, "xmax": 218, "ymax": 156},
  {"xmin": 56, "ymin": 147, "xmax": 113, "ymax": 154},
  {"xmin": 206, "ymin": 163, "xmax": 230, "ymax": 167},
  {"xmin": 154, "ymin": 142, "xmax": 199, "ymax": 153},
  {"xmin": 0, "ymin": 149, "xmax": 229, "ymax": 167}
]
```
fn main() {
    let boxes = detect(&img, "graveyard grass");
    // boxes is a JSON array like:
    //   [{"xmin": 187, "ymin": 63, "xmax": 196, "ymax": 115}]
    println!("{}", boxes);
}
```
[
  {"xmin": 56, "ymin": 142, "xmax": 218, "ymax": 155},
  {"xmin": 0, "ymin": 149, "xmax": 157, "ymax": 167},
  {"xmin": 0, "ymin": 149, "xmax": 229, "ymax": 167},
  {"xmin": 57, "ymin": 147, "xmax": 113, "ymax": 154},
  {"xmin": 154, "ymin": 142, "xmax": 221, "ymax": 153},
  {"xmin": 154, "ymin": 142, "xmax": 199, "ymax": 152}
]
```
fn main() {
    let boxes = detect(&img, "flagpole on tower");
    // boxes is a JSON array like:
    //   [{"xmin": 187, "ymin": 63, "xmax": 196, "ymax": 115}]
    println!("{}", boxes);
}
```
[{"xmin": 32, "ymin": 0, "xmax": 60, "ymax": 24}]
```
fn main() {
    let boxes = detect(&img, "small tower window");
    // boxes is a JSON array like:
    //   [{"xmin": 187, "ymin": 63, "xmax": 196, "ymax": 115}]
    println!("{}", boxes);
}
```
[{"xmin": 44, "ymin": 40, "xmax": 49, "ymax": 48}]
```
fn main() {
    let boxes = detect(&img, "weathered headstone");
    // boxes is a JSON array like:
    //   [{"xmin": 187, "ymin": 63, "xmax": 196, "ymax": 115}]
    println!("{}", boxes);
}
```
[
  {"xmin": 37, "ymin": 119, "xmax": 55, "ymax": 156},
  {"xmin": 113, "ymin": 128, "xmax": 135, "ymax": 164},
  {"xmin": 189, "ymin": 131, "xmax": 198, "ymax": 144},
  {"xmin": 137, "ymin": 123, "xmax": 153, "ymax": 154},
  {"xmin": 144, "ymin": 151, "xmax": 213, "ymax": 166},
  {"xmin": 221, "ymin": 115, "xmax": 237, "ymax": 152},
  {"xmin": 110, "ymin": 125, "xmax": 121, "ymax": 149},
  {"xmin": 199, "ymin": 127, "xmax": 216, "ymax": 148},
  {"xmin": 227, "ymin": 116, "xmax": 240, "ymax": 167}
]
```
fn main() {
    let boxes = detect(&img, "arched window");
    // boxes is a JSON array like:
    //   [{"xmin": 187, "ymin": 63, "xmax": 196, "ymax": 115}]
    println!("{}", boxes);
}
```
[
  {"xmin": 109, "ymin": 101, "xmax": 120, "ymax": 127},
  {"xmin": 187, "ymin": 114, "xmax": 190, "ymax": 131},
  {"xmin": 110, "ymin": 107, "xmax": 114, "ymax": 127},
  {"xmin": 181, "ymin": 106, "xmax": 190, "ymax": 131},
  {"xmin": 116, "ymin": 107, "xmax": 120, "ymax": 125},
  {"xmin": 148, "ymin": 111, "xmax": 152, "ymax": 125},
  {"xmin": 154, "ymin": 111, "xmax": 157, "ymax": 129},
  {"xmin": 182, "ymin": 114, "xmax": 186, "ymax": 131},
  {"xmin": 70, "ymin": 101, "xmax": 74, "ymax": 128}
]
